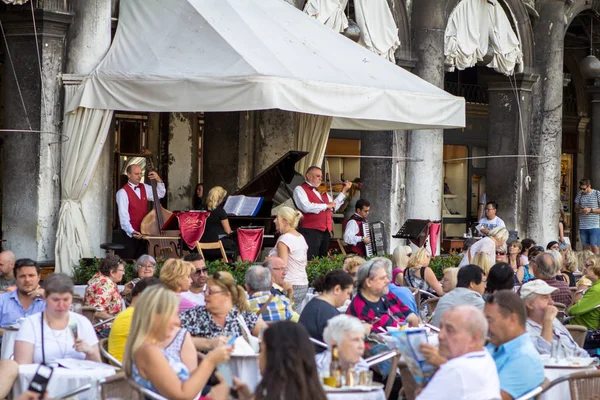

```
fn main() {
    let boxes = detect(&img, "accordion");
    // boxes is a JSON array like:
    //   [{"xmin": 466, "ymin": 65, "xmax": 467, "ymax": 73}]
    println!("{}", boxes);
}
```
[{"xmin": 363, "ymin": 221, "xmax": 388, "ymax": 257}]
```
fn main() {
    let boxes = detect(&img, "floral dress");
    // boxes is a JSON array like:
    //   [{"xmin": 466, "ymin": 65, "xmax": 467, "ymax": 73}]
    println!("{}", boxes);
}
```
[
  {"xmin": 179, "ymin": 305, "xmax": 258, "ymax": 339},
  {"xmin": 84, "ymin": 272, "xmax": 123, "ymax": 316}
]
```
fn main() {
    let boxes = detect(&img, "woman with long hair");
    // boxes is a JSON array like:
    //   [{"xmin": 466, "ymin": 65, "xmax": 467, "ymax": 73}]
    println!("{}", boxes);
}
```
[
  {"xmin": 201, "ymin": 186, "xmax": 234, "ymax": 260},
  {"xmin": 192, "ymin": 183, "xmax": 205, "ymax": 210},
  {"xmin": 234, "ymin": 321, "xmax": 327, "ymax": 400},
  {"xmin": 404, "ymin": 247, "xmax": 444, "ymax": 296},
  {"xmin": 123, "ymin": 285, "xmax": 231, "ymax": 400},
  {"xmin": 391, "ymin": 245, "xmax": 412, "ymax": 286}
]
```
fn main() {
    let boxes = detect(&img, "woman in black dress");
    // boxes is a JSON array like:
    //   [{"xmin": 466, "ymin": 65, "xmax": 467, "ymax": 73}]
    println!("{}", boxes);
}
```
[{"xmin": 201, "ymin": 186, "xmax": 234, "ymax": 260}]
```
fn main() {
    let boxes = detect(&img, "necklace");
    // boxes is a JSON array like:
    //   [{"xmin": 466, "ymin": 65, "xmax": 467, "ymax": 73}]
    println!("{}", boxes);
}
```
[{"xmin": 46, "ymin": 319, "xmax": 69, "ymax": 359}]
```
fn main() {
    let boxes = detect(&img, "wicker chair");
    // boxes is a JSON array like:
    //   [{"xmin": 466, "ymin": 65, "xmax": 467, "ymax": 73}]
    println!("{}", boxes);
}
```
[
  {"xmin": 423, "ymin": 297, "xmax": 440, "ymax": 317},
  {"xmin": 568, "ymin": 369, "xmax": 600, "ymax": 400},
  {"xmin": 81, "ymin": 306, "xmax": 97, "ymax": 323},
  {"xmin": 99, "ymin": 374, "xmax": 143, "ymax": 400},
  {"xmin": 565, "ymin": 324, "xmax": 588, "ymax": 348},
  {"xmin": 99, "ymin": 338, "xmax": 123, "ymax": 368},
  {"xmin": 397, "ymin": 359, "xmax": 418, "ymax": 400}
]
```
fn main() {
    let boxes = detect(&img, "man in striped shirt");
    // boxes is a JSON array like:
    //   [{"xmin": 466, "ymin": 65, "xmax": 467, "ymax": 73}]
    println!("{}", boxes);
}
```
[{"xmin": 574, "ymin": 178, "xmax": 600, "ymax": 254}]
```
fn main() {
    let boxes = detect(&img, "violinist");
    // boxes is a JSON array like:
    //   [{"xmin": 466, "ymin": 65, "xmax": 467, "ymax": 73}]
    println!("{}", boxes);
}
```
[
  {"xmin": 116, "ymin": 164, "xmax": 166, "ymax": 258},
  {"xmin": 293, "ymin": 166, "xmax": 351, "ymax": 260}
]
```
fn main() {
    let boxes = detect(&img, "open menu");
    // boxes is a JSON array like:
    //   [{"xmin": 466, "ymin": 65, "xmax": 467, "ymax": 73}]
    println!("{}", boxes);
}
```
[
  {"xmin": 389, "ymin": 328, "xmax": 437, "ymax": 387},
  {"xmin": 223, "ymin": 195, "xmax": 264, "ymax": 216}
]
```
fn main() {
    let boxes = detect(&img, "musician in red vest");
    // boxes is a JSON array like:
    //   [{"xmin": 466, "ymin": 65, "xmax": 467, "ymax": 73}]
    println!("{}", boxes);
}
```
[
  {"xmin": 342, "ymin": 199, "xmax": 372, "ymax": 256},
  {"xmin": 293, "ymin": 166, "xmax": 351, "ymax": 260},
  {"xmin": 116, "ymin": 164, "xmax": 166, "ymax": 258}
]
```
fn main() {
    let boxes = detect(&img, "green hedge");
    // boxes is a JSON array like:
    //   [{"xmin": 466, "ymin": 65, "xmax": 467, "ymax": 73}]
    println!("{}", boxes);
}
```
[{"xmin": 73, "ymin": 253, "xmax": 462, "ymax": 286}]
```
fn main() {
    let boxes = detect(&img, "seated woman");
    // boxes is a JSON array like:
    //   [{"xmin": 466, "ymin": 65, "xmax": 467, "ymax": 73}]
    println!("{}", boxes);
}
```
[
  {"xmin": 561, "ymin": 250, "xmax": 578, "ymax": 287},
  {"xmin": 458, "ymin": 227, "xmax": 509, "ymax": 268},
  {"xmin": 440, "ymin": 267, "xmax": 459, "ymax": 293},
  {"xmin": 391, "ymin": 245, "xmax": 412, "ymax": 286},
  {"xmin": 471, "ymin": 251, "xmax": 492, "ymax": 276},
  {"xmin": 233, "ymin": 321, "xmax": 327, "ymax": 400},
  {"xmin": 568, "ymin": 258, "xmax": 600, "ymax": 331},
  {"xmin": 508, "ymin": 240, "xmax": 531, "ymax": 284},
  {"xmin": 193, "ymin": 183, "xmax": 206, "ymax": 210},
  {"xmin": 123, "ymin": 285, "xmax": 231, "ymax": 400},
  {"xmin": 160, "ymin": 258, "xmax": 196, "ymax": 313},
  {"xmin": 201, "ymin": 186, "xmax": 234, "ymax": 261},
  {"xmin": 180, "ymin": 271, "xmax": 268, "ymax": 345},
  {"xmin": 342, "ymin": 255, "xmax": 365, "ymax": 284},
  {"xmin": 575, "ymin": 253, "xmax": 596, "ymax": 303},
  {"xmin": 121, "ymin": 254, "xmax": 156, "ymax": 304},
  {"xmin": 404, "ymin": 247, "xmax": 444, "ymax": 297},
  {"xmin": 348, "ymin": 257, "xmax": 420, "ymax": 331},
  {"xmin": 14, "ymin": 273, "xmax": 101, "ymax": 364},
  {"xmin": 84, "ymin": 254, "xmax": 125, "ymax": 319},
  {"xmin": 299, "ymin": 270, "xmax": 354, "ymax": 351},
  {"xmin": 484, "ymin": 263, "xmax": 515, "ymax": 300},
  {"xmin": 315, "ymin": 314, "xmax": 368, "ymax": 374},
  {"xmin": 268, "ymin": 206, "xmax": 309, "ymax": 311}
]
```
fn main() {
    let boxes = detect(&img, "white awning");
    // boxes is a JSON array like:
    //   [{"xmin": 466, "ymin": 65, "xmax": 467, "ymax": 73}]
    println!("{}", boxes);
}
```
[{"xmin": 67, "ymin": 0, "xmax": 465, "ymax": 131}]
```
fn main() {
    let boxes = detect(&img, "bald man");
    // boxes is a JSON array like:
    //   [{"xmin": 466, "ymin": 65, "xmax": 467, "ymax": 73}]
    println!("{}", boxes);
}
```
[
  {"xmin": 417, "ymin": 305, "xmax": 501, "ymax": 400},
  {"xmin": 0, "ymin": 251, "xmax": 16, "ymax": 292}
]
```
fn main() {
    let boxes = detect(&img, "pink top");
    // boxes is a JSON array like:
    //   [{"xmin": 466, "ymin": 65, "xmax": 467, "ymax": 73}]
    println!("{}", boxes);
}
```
[{"xmin": 177, "ymin": 293, "xmax": 197, "ymax": 313}]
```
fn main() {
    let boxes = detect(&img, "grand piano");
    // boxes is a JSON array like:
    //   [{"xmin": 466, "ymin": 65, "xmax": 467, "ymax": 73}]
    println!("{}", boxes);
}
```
[{"xmin": 227, "ymin": 150, "xmax": 308, "ymax": 246}]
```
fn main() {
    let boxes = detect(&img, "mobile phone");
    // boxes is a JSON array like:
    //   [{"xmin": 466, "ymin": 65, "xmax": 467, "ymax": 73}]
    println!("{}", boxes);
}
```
[
  {"xmin": 28, "ymin": 364, "xmax": 53, "ymax": 394},
  {"xmin": 227, "ymin": 334, "xmax": 237, "ymax": 346},
  {"xmin": 70, "ymin": 323, "xmax": 78, "ymax": 341}
]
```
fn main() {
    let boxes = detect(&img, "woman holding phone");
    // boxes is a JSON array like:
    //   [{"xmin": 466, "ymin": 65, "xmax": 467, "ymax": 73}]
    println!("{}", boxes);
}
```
[{"xmin": 14, "ymin": 274, "xmax": 100, "ymax": 364}]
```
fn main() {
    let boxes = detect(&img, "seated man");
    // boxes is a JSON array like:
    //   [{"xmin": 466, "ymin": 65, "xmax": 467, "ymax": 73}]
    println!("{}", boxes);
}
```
[
  {"xmin": 430, "ymin": 264, "xmax": 486, "ymax": 327},
  {"xmin": 263, "ymin": 256, "xmax": 294, "ymax": 300},
  {"xmin": 530, "ymin": 253, "xmax": 573, "ymax": 307},
  {"xmin": 245, "ymin": 265, "xmax": 298, "ymax": 322},
  {"xmin": 0, "ymin": 259, "xmax": 45, "ymax": 332},
  {"xmin": 418, "ymin": 305, "xmax": 500, "ymax": 400},
  {"xmin": 0, "ymin": 251, "xmax": 16, "ymax": 292},
  {"xmin": 485, "ymin": 290, "xmax": 545, "ymax": 400},
  {"xmin": 521, "ymin": 280, "xmax": 589, "ymax": 358},
  {"xmin": 181, "ymin": 253, "xmax": 207, "ymax": 306},
  {"xmin": 108, "ymin": 277, "xmax": 162, "ymax": 361}
]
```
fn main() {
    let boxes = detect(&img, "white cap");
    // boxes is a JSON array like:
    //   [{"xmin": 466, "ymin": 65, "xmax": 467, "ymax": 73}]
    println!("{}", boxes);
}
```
[{"xmin": 520, "ymin": 280, "xmax": 558, "ymax": 299}]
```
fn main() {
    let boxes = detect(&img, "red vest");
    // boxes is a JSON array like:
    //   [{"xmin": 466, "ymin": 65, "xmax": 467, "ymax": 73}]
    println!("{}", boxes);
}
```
[
  {"xmin": 299, "ymin": 183, "xmax": 333, "ymax": 232},
  {"xmin": 348, "ymin": 214, "xmax": 366, "ymax": 255},
  {"xmin": 122, "ymin": 184, "xmax": 148, "ymax": 232}
]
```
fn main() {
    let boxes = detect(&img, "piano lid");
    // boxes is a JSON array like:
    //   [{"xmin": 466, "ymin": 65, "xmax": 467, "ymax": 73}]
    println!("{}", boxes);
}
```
[{"xmin": 233, "ymin": 150, "xmax": 308, "ymax": 200}]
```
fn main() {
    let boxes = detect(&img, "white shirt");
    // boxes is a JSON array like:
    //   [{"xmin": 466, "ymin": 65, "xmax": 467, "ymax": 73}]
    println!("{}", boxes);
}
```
[
  {"xmin": 268, "ymin": 233, "xmax": 309, "ymax": 286},
  {"xmin": 477, "ymin": 216, "xmax": 505, "ymax": 235},
  {"xmin": 180, "ymin": 290, "xmax": 205, "ymax": 307},
  {"xmin": 293, "ymin": 182, "xmax": 346, "ymax": 215},
  {"xmin": 343, "ymin": 216, "xmax": 364, "ymax": 245},
  {"xmin": 16, "ymin": 312, "xmax": 98, "ymax": 365},
  {"xmin": 458, "ymin": 237, "xmax": 496, "ymax": 268},
  {"xmin": 116, "ymin": 181, "xmax": 166, "ymax": 236},
  {"xmin": 416, "ymin": 350, "xmax": 501, "ymax": 400}
]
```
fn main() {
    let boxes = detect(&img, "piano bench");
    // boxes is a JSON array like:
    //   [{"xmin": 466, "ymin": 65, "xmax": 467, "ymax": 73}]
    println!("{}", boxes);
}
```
[{"xmin": 100, "ymin": 242, "xmax": 126, "ymax": 256}]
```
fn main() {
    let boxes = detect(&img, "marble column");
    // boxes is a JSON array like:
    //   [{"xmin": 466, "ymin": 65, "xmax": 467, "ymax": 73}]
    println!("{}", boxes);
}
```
[
  {"xmin": 486, "ymin": 74, "xmax": 538, "ymax": 237},
  {"xmin": 527, "ymin": 0, "xmax": 565, "ymax": 245},
  {"xmin": 1, "ymin": 6, "xmax": 73, "ymax": 259},
  {"xmin": 66, "ymin": 0, "xmax": 113, "ymax": 258},
  {"xmin": 405, "ymin": 4, "xmax": 445, "ymax": 253}
]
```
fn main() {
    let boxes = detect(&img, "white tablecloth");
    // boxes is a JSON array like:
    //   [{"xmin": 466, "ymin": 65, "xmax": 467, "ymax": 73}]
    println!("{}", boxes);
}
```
[
  {"xmin": 13, "ymin": 363, "xmax": 115, "ymax": 400},
  {"xmin": 228, "ymin": 355, "xmax": 261, "ymax": 392},
  {"xmin": 1, "ymin": 327, "xmax": 18, "ymax": 359},
  {"xmin": 541, "ymin": 366, "xmax": 597, "ymax": 400},
  {"xmin": 326, "ymin": 388, "xmax": 386, "ymax": 400}
]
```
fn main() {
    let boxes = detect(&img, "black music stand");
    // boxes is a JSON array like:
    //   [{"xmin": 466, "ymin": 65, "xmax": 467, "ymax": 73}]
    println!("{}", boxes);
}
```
[{"xmin": 393, "ymin": 219, "xmax": 431, "ymax": 248}]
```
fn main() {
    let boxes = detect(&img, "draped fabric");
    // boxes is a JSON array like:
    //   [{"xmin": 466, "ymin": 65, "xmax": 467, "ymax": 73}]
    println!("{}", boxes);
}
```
[
  {"xmin": 428, "ymin": 222, "xmax": 441, "ymax": 256},
  {"xmin": 238, "ymin": 228, "xmax": 264, "ymax": 262},
  {"xmin": 177, "ymin": 211, "xmax": 210, "ymax": 250},
  {"xmin": 303, "ymin": 0, "xmax": 349, "ymax": 32},
  {"xmin": 295, "ymin": 113, "xmax": 333, "ymax": 175},
  {"xmin": 55, "ymin": 80, "xmax": 114, "ymax": 274},
  {"xmin": 354, "ymin": 0, "xmax": 400, "ymax": 62},
  {"xmin": 444, "ymin": 0, "xmax": 523, "ymax": 76}
]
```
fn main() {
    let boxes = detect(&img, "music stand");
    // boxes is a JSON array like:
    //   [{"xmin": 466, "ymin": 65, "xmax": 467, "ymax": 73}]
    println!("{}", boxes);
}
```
[{"xmin": 393, "ymin": 219, "xmax": 431, "ymax": 248}]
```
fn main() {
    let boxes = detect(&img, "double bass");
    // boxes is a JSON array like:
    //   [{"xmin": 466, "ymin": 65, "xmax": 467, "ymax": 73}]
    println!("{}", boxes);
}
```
[{"xmin": 140, "ymin": 151, "xmax": 180, "ymax": 260}]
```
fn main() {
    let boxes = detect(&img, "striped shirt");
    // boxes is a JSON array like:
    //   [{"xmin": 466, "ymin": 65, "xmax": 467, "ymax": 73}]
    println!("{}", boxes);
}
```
[{"xmin": 574, "ymin": 189, "xmax": 600, "ymax": 229}]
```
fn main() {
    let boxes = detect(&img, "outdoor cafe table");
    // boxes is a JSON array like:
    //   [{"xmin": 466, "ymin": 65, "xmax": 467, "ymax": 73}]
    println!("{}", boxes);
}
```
[
  {"xmin": 228, "ymin": 354, "xmax": 262, "ymax": 392},
  {"xmin": 13, "ymin": 362, "xmax": 115, "ymax": 400},
  {"xmin": 326, "ymin": 387, "xmax": 386, "ymax": 400},
  {"xmin": 541, "ymin": 364, "xmax": 597, "ymax": 400},
  {"xmin": 0, "ymin": 325, "xmax": 19, "ymax": 359}
]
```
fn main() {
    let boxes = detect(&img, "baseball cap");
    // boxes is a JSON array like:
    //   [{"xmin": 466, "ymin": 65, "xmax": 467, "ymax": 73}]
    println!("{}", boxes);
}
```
[{"xmin": 520, "ymin": 280, "xmax": 558, "ymax": 299}]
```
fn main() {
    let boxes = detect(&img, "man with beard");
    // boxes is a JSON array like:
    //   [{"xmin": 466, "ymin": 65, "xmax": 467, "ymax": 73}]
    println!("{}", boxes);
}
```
[
  {"xmin": 0, "ymin": 259, "xmax": 45, "ymax": 332},
  {"xmin": 181, "ymin": 253, "xmax": 208, "ymax": 306}
]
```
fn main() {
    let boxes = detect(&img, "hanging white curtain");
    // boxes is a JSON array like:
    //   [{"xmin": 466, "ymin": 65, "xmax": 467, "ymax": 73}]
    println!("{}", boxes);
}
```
[
  {"xmin": 354, "ymin": 0, "xmax": 400, "ymax": 62},
  {"xmin": 444, "ymin": 0, "xmax": 523, "ymax": 76},
  {"xmin": 303, "ymin": 0, "xmax": 349, "ymax": 33},
  {"xmin": 55, "ymin": 79, "xmax": 114, "ymax": 275},
  {"xmin": 295, "ymin": 113, "xmax": 333, "ymax": 175}
]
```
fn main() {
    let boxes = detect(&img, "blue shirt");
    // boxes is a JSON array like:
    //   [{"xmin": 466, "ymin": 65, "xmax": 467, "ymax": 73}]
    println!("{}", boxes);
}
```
[
  {"xmin": 486, "ymin": 333, "xmax": 544, "ymax": 399},
  {"xmin": 0, "ymin": 290, "xmax": 46, "ymax": 327},
  {"xmin": 388, "ymin": 284, "xmax": 418, "ymax": 315}
]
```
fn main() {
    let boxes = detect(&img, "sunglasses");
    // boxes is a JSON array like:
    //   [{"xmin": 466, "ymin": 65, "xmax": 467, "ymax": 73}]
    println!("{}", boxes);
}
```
[
  {"xmin": 194, "ymin": 267, "xmax": 209, "ymax": 275},
  {"xmin": 580, "ymin": 186, "xmax": 589, "ymax": 190},
  {"xmin": 496, "ymin": 252, "xmax": 507, "ymax": 256},
  {"xmin": 407, "ymin": 253, "xmax": 412, "ymax": 257}
]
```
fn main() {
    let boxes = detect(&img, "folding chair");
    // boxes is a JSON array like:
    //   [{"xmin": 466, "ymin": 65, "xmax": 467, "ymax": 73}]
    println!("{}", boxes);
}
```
[{"xmin": 196, "ymin": 241, "xmax": 228, "ymax": 263}]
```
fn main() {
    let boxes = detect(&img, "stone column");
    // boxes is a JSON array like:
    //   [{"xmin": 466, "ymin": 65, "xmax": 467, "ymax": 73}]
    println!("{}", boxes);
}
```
[
  {"xmin": 486, "ymin": 74, "xmax": 538, "ymax": 236},
  {"xmin": 527, "ymin": 0, "xmax": 565, "ymax": 245},
  {"xmin": 167, "ymin": 113, "xmax": 196, "ymax": 210},
  {"xmin": 405, "ymin": 4, "xmax": 445, "ymax": 253},
  {"xmin": 66, "ymin": 0, "xmax": 113, "ymax": 258},
  {"xmin": 1, "ymin": 7, "xmax": 73, "ymax": 259},
  {"xmin": 588, "ymin": 86, "xmax": 600, "ymax": 189}
]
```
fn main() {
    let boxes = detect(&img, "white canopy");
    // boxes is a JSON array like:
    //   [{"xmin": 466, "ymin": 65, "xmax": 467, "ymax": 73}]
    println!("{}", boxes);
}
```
[{"xmin": 67, "ymin": 0, "xmax": 465, "ymax": 131}]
